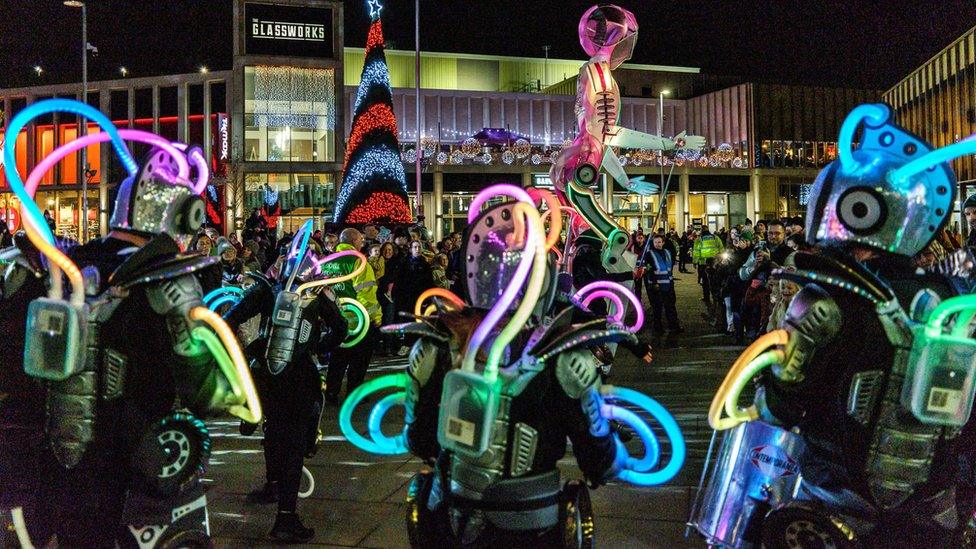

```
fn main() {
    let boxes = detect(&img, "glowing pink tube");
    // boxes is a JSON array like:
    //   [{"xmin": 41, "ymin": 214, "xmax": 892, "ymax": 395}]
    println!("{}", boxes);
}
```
[
  {"xmin": 581, "ymin": 290, "xmax": 626, "ymax": 322},
  {"xmin": 462, "ymin": 187, "xmax": 539, "ymax": 372},
  {"xmin": 171, "ymin": 143, "xmax": 210, "ymax": 194},
  {"xmin": 573, "ymin": 280, "xmax": 644, "ymax": 333},
  {"xmin": 26, "ymin": 130, "xmax": 191, "ymax": 198},
  {"xmin": 466, "ymin": 183, "xmax": 533, "ymax": 224}
]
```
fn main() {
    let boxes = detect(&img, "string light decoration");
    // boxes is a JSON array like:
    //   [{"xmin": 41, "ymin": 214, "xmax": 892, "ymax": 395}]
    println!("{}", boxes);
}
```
[
  {"xmin": 451, "ymin": 150, "xmax": 464, "ymax": 164},
  {"xmin": 461, "ymin": 138, "xmax": 481, "ymax": 157},
  {"xmin": 421, "ymin": 136, "xmax": 438, "ymax": 157},
  {"xmin": 513, "ymin": 138, "xmax": 531, "ymax": 158},
  {"xmin": 345, "ymin": 191, "xmax": 412, "ymax": 224},
  {"xmin": 502, "ymin": 150, "xmax": 515, "ymax": 164},
  {"xmin": 531, "ymin": 153, "xmax": 543, "ymax": 165},
  {"xmin": 436, "ymin": 151, "xmax": 448, "ymax": 164},
  {"xmin": 716, "ymin": 142, "xmax": 735, "ymax": 162},
  {"xmin": 334, "ymin": 7, "xmax": 411, "ymax": 224}
]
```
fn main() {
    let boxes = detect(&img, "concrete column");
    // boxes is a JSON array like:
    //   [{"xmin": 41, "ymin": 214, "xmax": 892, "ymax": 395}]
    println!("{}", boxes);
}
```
[
  {"xmin": 152, "ymin": 86, "xmax": 160, "ymax": 134},
  {"xmin": 25, "ymin": 95, "xmax": 36, "ymax": 177},
  {"xmin": 748, "ymin": 172, "xmax": 761, "ymax": 222},
  {"xmin": 177, "ymin": 82, "xmax": 187, "ymax": 143},
  {"xmin": 677, "ymin": 172, "xmax": 690, "ymax": 232},
  {"xmin": 433, "ymin": 171, "xmax": 444, "ymax": 242},
  {"xmin": 521, "ymin": 170, "xmax": 532, "ymax": 188}
]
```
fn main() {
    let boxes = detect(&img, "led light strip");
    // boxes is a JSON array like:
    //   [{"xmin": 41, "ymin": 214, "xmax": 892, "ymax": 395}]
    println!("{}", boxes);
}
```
[
  {"xmin": 837, "ymin": 104, "xmax": 889, "ymax": 172},
  {"xmin": 528, "ymin": 187, "xmax": 563, "ymax": 251},
  {"xmin": 172, "ymin": 142, "xmax": 211, "ymax": 194},
  {"xmin": 722, "ymin": 350, "xmax": 784, "ymax": 424},
  {"xmin": 284, "ymin": 219, "xmax": 313, "ymax": 292},
  {"xmin": 189, "ymin": 307, "xmax": 262, "ymax": 424}
]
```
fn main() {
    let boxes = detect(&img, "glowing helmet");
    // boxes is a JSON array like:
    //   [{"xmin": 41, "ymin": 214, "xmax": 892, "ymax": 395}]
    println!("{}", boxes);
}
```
[
  {"xmin": 579, "ymin": 4, "xmax": 638, "ymax": 69},
  {"xmin": 109, "ymin": 147, "xmax": 206, "ymax": 237},
  {"xmin": 462, "ymin": 201, "xmax": 556, "ymax": 317},
  {"xmin": 805, "ymin": 104, "xmax": 966, "ymax": 257}
]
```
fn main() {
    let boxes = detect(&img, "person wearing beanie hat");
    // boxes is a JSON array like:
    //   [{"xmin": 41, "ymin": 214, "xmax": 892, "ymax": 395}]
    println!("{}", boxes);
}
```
[{"xmin": 964, "ymin": 194, "xmax": 976, "ymax": 247}]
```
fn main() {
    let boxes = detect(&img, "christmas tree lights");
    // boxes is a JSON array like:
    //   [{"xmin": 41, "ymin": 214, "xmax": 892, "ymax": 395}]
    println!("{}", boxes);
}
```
[{"xmin": 334, "ymin": 6, "xmax": 411, "ymax": 225}]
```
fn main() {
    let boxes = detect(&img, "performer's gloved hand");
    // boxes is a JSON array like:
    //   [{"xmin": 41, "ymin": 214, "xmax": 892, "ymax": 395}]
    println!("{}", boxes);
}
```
[
  {"xmin": 672, "ymin": 131, "xmax": 706, "ymax": 151},
  {"xmin": 633, "ymin": 266, "xmax": 645, "ymax": 280},
  {"xmin": 624, "ymin": 176, "xmax": 659, "ymax": 196}
]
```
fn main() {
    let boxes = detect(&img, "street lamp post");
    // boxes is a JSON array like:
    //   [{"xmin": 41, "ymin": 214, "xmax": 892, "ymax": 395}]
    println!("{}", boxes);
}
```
[
  {"xmin": 414, "ymin": 0, "xmax": 422, "ymax": 223},
  {"xmin": 64, "ymin": 0, "xmax": 89, "ymax": 241},
  {"xmin": 658, "ymin": 89, "xmax": 670, "ymax": 231}
]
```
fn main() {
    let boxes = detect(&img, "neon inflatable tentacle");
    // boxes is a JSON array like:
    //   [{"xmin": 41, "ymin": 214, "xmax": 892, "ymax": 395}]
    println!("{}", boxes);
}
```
[
  {"xmin": 203, "ymin": 286, "xmax": 243, "ymax": 306},
  {"xmin": 171, "ymin": 142, "xmax": 210, "ymax": 194},
  {"xmin": 580, "ymin": 290, "xmax": 626, "ymax": 323},
  {"xmin": 300, "ymin": 249, "xmax": 368, "ymax": 294},
  {"xmin": 928, "ymin": 294, "xmax": 976, "ymax": 338},
  {"xmin": 339, "ymin": 372, "xmax": 410, "ymax": 455},
  {"xmin": 189, "ymin": 307, "xmax": 262, "ymax": 423},
  {"xmin": 207, "ymin": 294, "xmax": 243, "ymax": 312},
  {"xmin": 466, "ymin": 184, "xmax": 533, "ymax": 224},
  {"xmin": 25, "ymin": 130, "xmax": 189, "ymax": 198},
  {"xmin": 952, "ymin": 309, "xmax": 976, "ymax": 337},
  {"xmin": 890, "ymin": 136, "xmax": 976, "ymax": 186},
  {"xmin": 367, "ymin": 392, "xmax": 408, "ymax": 453},
  {"xmin": 708, "ymin": 329, "xmax": 788, "ymax": 430},
  {"xmin": 190, "ymin": 326, "xmax": 245, "ymax": 402},
  {"xmin": 573, "ymin": 280, "xmax": 644, "ymax": 332},
  {"xmin": 483, "ymin": 203, "xmax": 547, "ymax": 382},
  {"xmin": 339, "ymin": 297, "xmax": 369, "ymax": 348},
  {"xmin": 837, "ymin": 104, "xmax": 889, "ymax": 172},
  {"xmin": 414, "ymin": 287, "xmax": 465, "ymax": 319},
  {"xmin": 601, "ymin": 385, "xmax": 686, "ymax": 486},
  {"xmin": 602, "ymin": 404, "xmax": 660, "ymax": 472},
  {"xmin": 284, "ymin": 220, "xmax": 314, "ymax": 292},
  {"xmin": 722, "ymin": 350, "xmax": 785, "ymax": 425},
  {"xmin": 462, "ymin": 188, "xmax": 537, "ymax": 374}
]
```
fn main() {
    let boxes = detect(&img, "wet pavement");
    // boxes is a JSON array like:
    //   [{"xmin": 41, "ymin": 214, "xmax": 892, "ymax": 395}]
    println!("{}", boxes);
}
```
[{"xmin": 206, "ymin": 272, "xmax": 742, "ymax": 548}]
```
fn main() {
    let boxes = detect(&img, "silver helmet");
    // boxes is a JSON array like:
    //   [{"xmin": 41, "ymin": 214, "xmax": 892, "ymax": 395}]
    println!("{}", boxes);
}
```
[
  {"xmin": 805, "ymin": 103, "xmax": 961, "ymax": 257},
  {"xmin": 109, "ymin": 147, "xmax": 206, "ymax": 237}
]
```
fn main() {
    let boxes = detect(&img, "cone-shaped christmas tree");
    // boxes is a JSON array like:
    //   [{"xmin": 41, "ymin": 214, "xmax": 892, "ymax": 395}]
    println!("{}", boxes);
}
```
[{"xmin": 334, "ymin": 1, "xmax": 412, "ymax": 225}]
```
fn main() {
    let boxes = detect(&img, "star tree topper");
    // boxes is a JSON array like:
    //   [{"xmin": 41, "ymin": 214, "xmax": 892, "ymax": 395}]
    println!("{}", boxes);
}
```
[{"xmin": 368, "ymin": 0, "xmax": 383, "ymax": 21}]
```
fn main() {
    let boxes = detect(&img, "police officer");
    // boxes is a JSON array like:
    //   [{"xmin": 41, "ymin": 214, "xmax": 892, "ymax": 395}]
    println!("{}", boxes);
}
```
[{"xmin": 642, "ymin": 233, "xmax": 682, "ymax": 334}]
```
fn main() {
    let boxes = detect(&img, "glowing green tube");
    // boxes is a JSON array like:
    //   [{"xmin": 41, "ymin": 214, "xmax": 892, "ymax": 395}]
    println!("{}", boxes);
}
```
[
  {"xmin": 338, "ymin": 372, "xmax": 410, "ymax": 455},
  {"xmin": 723, "ymin": 350, "xmax": 784, "ymax": 424},
  {"xmin": 191, "ymin": 326, "xmax": 245, "ymax": 403},
  {"xmin": 339, "ymin": 297, "xmax": 369, "ymax": 348}
]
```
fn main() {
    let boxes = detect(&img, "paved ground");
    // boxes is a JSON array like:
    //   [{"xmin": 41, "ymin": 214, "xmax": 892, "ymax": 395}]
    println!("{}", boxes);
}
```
[{"xmin": 207, "ymin": 271, "xmax": 743, "ymax": 548}]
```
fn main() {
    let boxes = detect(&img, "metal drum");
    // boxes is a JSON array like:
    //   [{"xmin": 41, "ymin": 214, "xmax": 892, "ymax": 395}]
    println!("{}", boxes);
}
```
[{"xmin": 694, "ymin": 421, "xmax": 806, "ymax": 548}]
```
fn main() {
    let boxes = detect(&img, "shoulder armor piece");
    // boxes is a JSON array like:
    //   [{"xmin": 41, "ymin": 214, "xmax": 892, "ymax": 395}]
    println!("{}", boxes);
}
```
[
  {"xmin": 110, "ymin": 234, "xmax": 218, "ymax": 289},
  {"xmin": 556, "ymin": 350, "xmax": 601, "ymax": 399},
  {"xmin": 145, "ymin": 274, "xmax": 203, "ymax": 316},
  {"xmin": 777, "ymin": 284, "xmax": 842, "ymax": 382}
]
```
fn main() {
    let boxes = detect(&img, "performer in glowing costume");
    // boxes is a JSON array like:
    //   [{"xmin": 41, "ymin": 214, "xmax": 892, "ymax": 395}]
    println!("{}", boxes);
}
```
[
  {"xmin": 550, "ymin": 4, "xmax": 705, "ymax": 244},
  {"xmin": 694, "ymin": 104, "xmax": 976, "ymax": 547},
  {"xmin": 222, "ymin": 223, "xmax": 365, "ymax": 543},
  {"xmin": 2, "ymin": 99, "xmax": 261, "ymax": 548},
  {"xmin": 339, "ymin": 185, "xmax": 685, "ymax": 547}
]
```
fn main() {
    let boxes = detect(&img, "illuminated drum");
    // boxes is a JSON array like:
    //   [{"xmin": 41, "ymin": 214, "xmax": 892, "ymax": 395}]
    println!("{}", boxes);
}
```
[{"xmin": 695, "ymin": 421, "xmax": 806, "ymax": 548}]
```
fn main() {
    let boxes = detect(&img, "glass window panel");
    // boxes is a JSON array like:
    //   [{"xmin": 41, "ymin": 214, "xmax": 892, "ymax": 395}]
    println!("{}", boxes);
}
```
[{"xmin": 243, "ymin": 66, "xmax": 336, "ymax": 162}]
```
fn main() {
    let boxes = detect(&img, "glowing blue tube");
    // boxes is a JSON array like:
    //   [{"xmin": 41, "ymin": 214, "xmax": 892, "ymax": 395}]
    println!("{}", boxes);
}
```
[
  {"xmin": 601, "ymin": 385, "xmax": 686, "ymax": 486},
  {"xmin": 208, "ymin": 294, "xmax": 242, "ymax": 312},
  {"xmin": 890, "ymin": 136, "xmax": 976, "ymax": 186},
  {"xmin": 284, "ymin": 219, "xmax": 313, "ymax": 291},
  {"xmin": 3, "ymin": 99, "xmax": 137, "ymax": 244},
  {"xmin": 837, "ymin": 104, "xmax": 889, "ymax": 172},
  {"xmin": 204, "ymin": 286, "xmax": 243, "ymax": 304},
  {"xmin": 602, "ymin": 404, "xmax": 660, "ymax": 473},
  {"xmin": 367, "ymin": 392, "xmax": 408, "ymax": 454},
  {"xmin": 339, "ymin": 372, "xmax": 410, "ymax": 455}
]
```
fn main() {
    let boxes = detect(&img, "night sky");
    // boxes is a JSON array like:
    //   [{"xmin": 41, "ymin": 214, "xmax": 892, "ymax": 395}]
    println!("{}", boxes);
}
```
[{"xmin": 1, "ymin": 1, "xmax": 975, "ymax": 91}]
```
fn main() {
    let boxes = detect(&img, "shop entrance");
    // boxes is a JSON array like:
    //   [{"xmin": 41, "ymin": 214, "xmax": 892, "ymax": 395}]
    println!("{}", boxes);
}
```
[{"xmin": 687, "ymin": 192, "xmax": 748, "ymax": 232}]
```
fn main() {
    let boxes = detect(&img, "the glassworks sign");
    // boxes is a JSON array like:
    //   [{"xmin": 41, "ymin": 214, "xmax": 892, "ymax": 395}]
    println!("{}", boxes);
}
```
[{"xmin": 245, "ymin": 3, "xmax": 334, "ymax": 58}]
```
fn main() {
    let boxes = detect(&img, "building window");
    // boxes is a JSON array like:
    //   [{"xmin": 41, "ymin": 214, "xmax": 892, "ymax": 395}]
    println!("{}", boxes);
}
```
[
  {"xmin": 243, "ymin": 172, "xmax": 336, "ymax": 232},
  {"xmin": 244, "ymin": 66, "xmax": 337, "ymax": 162}
]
